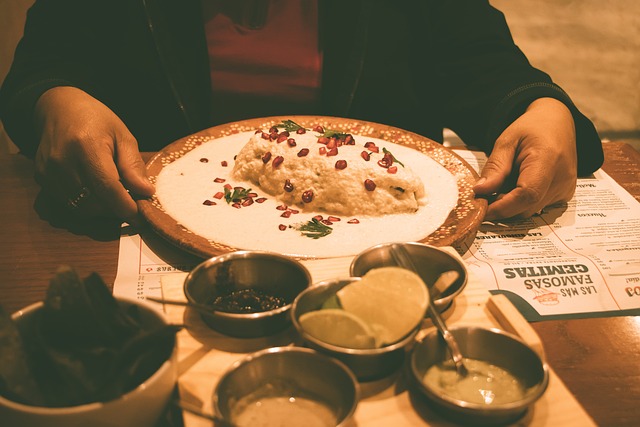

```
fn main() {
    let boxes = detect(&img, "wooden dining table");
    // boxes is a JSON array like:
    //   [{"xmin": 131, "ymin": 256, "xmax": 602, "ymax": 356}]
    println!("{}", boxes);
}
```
[{"xmin": 1, "ymin": 142, "xmax": 639, "ymax": 426}]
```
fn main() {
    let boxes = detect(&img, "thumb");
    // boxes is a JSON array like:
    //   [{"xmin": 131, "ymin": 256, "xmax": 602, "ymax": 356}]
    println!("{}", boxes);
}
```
[
  {"xmin": 473, "ymin": 137, "xmax": 518, "ymax": 195},
  {"xmin": 115, "ymin": 133, "xmax": 155, "ymax": 197}
]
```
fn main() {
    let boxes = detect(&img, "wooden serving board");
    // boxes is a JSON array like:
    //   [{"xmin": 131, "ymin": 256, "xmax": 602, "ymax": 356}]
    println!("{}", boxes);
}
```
[{"xmin": 158, "ymin": 249, "xmax": 595, "ymax": 427}]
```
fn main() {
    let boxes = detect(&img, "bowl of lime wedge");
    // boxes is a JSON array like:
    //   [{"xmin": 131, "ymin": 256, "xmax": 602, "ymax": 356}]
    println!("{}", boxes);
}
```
[{"xmin": 291, "ymin": 267, "xmax": 429, "ymax": 381}]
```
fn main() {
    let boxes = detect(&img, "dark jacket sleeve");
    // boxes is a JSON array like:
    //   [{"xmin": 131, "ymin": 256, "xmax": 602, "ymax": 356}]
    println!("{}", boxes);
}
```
[
  {"xmin": 0, "ymin": 0, "xmax": 206, "ymax": 156},
  {"xmin": 0, "ymin": 0, "xmax": 103, "ymax": 157},
  {"xmin": 412, "ymin": 0, "xmax": 603, "ymax": 176}
]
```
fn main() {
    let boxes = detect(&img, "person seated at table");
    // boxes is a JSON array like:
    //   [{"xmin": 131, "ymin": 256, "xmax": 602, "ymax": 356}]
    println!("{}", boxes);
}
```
[{"xmin": 0, "ymin": 0, "xmax": 604, "ymax": 225}]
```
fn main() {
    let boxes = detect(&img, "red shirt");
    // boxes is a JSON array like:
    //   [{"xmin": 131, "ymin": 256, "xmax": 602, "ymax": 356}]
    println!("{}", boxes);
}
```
[{"xmin": 201, "ymin": 0, "xmax": 322, "ymax": 125}]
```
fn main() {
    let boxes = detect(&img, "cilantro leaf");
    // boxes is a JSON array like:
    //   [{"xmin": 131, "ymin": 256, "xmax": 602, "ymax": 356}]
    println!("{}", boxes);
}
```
[
  {"xmin": 382, "ymin": 147, "xmax": 405, "ymax": 167},
  {"xmin": 277, "ymin": 120, "xmax": 306, "ymax": 133},
  {"xmin": 294, "ymin": 218, "xmax": 333, "ymax": 239}
]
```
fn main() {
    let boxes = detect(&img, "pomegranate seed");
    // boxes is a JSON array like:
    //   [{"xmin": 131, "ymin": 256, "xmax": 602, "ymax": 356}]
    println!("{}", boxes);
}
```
[
  {"xmin": 388, "ymin": 166, "xmax": 398, "ymax": 174},
  {"xmin": 297, "ymin": 148, "xmax": 309, "ymax": 157},
  {"xmin": 284, "ymin": 179, "xmax": 294, "ymax": 192},
  {"xmin": 232, "ymin": 202, "xmax": 241, "ymax": 209},
  {"xmin": 279, "ymin": 224, "xmax": 287, "ymax": 231},
  {"xmin": 326, "ymin": 138, "xmax": 337, "ymax": 149},
  {"xmin": 302, "ymin": 190, "xmax": 314, "ymax": 203},
  {"xmin": 262, "ymin": 152, "xmax": 272, "ymax": 163},
  {"xmin": 223, "ymin": 183, "xmax": 233, "ymax": 190},
  {"xmin": 255, "ymin": 197, "xmax": 267, "ymax": 203},
  {"xmin": 260, "ymin": 132, "xmax": 270, "ymax": 140},
  {"xmin": 313, "ymin": 125, "xmax": 325, "ymax": 133},
  {"xmin": 242, "ymin": 198, "xmax": 254, "ymax": 207},
  {"xmin": 317, "ymin": 136, "xmax": 329, "ymax": 145},
  {"xmin": 319, "ymin": 147, "xmax": 327, "ymax": 155},
  {"xmin": 254, "ymin": 129, "xmax": 262, "ymax": 134},
  {"xmin": 221, "ymin": 160, "xmax": 228, "ymax": 167},
  {"xmin": 296, "ymin": 128, "xmax": 306, "ymax": 134},
  {"xmin": 347, "ymin": 218, "xmax": 360, "ymax": 224},
  {"xmin": 287, "ymin": 138, "xmax": 296, "ymax": 147},
  {"xmin": 322, "ymin": 219, "xmax": 333, "ymax": 226},
  {"xmin": 335, "ymin": 160, "xmax": 347, "ymax": 170},
  {"xmin": 364, "ymin": 141, "xmax": 376, "ymax": 149},
  {"xmin": 344, "ymin": 135, "xmax": 355, "ymax": 145},
  {"xmin": 369, "ymin": 146, "xmax": 380, "ymax": 153},
  {"xmin": 276, "ymin": 204, "xmax": 288, "ymax": 211},
  {"xmin": 202, "ymin": 200, "xmax": 216, "ymax": 205},
  {"xmin": 272, "ymin": 156, "xmax": 284, "ymax": 168},
  {"xmin": 247, "ymin": 192, "xmax": 258, "ymax": 197},
  {"xmin": 326, "ymin": 147, "xmax": 338, "ymax": 156},
  {"xmin": 289, "ymin": 209, "xmax": 299, "ymax": 214},
  {"xmin": 269, "ymin": 126, "xmax": 279, "ymax": 134},
  {"xmin": 280, "ymin": 130, "xmax": 290, "ymax": 137},
  {"xmin": 361, "ymin": 151, "xmax": 370, "ymax": 161},
  {"xmin": 364, "ymin": 179, "xmax": 376, "ymax": 191},
  {"xmin": 277, "ymin": 134, "xmax": 288, "ymax": 143},
  {"xmin": 214, "ymin": 177, "xmax": 225, "ymax": 183},
  {"xmin": 199, "ymin": 158, "xmax": 209, "ymax": 163},
  {"xmin": 213, "ymin": 192, "xmax": 224, "ymax": 199},
  {"xmin": 281, "ymin": 211, "xmax": 292, "ymax": 218},
  {"xmin": 234, "ymin": 186, "xmax": 244, "ymax": 191},
  {"xmin": 313, "ymin": 215, "xmax": 324, "ymax": 221},
  {"xmin": 378, "ymin": 153, "xmax": 393, "ymax": 168},
  {"xmin": 328, "ymin": 216, "xmax": 341, "ymax": 222}
]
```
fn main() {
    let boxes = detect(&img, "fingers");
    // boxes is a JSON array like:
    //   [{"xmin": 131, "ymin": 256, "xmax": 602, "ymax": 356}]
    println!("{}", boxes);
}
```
[
  {"xmin": 115, "ymin": 135, "xmax": 155, "ymax": 198},
  {"xmin": 473, "ymin": 136, "xmax": 518, "ymax": 196},
  {"xmin": 78, "ymin": 135, "xmax": 146, "ymax": 224}
]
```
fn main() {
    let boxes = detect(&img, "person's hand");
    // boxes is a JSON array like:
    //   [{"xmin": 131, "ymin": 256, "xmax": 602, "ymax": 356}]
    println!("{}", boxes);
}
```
[
  {"xmin": 473, "ymin": 97, "xmax": 577, "ymax": 220},
  {"xmin": 33, "ymin": 86, "xmax": 155, "ymax": 223}
]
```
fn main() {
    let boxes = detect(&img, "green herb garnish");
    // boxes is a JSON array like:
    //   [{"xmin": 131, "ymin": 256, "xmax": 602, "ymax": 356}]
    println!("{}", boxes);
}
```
[
  {"xmin": 322, "ymin": 129, "xmax": 350, "ymax": 139},
  {"xmin": 277, "ymin": 120, "xmax": 307, "ymax": 133},
  {"xmin": 295, "ymin": 218, "xmax": 333, "ymax": 239},
  {"xmin": 224, "ymin": 187, "xmax": 252, "ymax": 203},
  {"xmin": 382, "ymin": 147, "xmax": 405, "ymax": 167}
]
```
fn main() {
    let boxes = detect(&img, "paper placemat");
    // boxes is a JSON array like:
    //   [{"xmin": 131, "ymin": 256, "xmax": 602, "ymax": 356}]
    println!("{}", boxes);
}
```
[{"xmin": 157, "ymin": 250, "xmax": 595, "ymax": 426}]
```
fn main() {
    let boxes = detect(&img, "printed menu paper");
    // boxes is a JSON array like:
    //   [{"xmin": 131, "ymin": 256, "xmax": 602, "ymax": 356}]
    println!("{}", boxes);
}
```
[{"xmin": 453, "ymin": 149, "xmax": 640, "ymax": 320}]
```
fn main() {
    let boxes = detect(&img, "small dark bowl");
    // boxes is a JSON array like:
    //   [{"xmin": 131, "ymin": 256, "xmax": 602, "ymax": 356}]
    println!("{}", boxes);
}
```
[
  {"xmin": 213, "ymin": 346, "xmax": 358, "ymax": 426},
  {"xmin": 350, "ymin": 242, "xmax": 467, "ymax": 312},
  {"xmin": 292, "ymin": 278, "xmax": 421, "ymax": 381},
  {"xmin": 409, "ymin": 326, "xmax": 549, "ymax": 425},
  {"xmin": 184, "ymin": 251, "xmax": 311, "ymax": 338}
]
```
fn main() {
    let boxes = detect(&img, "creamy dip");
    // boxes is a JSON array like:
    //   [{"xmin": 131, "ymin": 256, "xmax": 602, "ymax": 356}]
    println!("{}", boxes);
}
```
[
  {"xmin": 155, "ymin": 131, "xmax": 458, "ymax": 258},
  {"xmin": 232, "ymin": 395, "xmax": 336, "ymax": 427},
  {"xmin": 423, "ymin": 358, "xmax": 526, "ymax": 405}
]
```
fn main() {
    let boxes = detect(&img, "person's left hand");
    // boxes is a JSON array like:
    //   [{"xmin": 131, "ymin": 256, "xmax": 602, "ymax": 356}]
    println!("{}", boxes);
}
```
[{"xmin": 473, "ymin": 97, "xmax": 577, "ymax": 220}]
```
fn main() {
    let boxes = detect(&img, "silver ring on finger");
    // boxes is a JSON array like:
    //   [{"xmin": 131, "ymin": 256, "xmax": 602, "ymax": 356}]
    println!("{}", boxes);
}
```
[{"xmin": 67, "ymin": 186, "xmax": 91, "ymax": 209}]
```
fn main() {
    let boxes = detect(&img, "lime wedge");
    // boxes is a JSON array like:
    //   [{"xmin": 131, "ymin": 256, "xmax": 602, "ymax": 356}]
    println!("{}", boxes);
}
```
[
  {"xmin": 299, "ymin": 309, "xmax": 377, "ymax": 349},
  {"xmin": 337, "ymin": 267, "xmax": 429, "ymax": 346}
]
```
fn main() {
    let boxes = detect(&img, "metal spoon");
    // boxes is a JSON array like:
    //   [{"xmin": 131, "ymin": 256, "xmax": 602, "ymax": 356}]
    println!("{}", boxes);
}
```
[
  {"xmin": 146, "ymin": 296, "xmax": 221, "ymax": 315},
  {"xmin": 389, "ymin": 243, "xmax": 468, "ymax": 377}
]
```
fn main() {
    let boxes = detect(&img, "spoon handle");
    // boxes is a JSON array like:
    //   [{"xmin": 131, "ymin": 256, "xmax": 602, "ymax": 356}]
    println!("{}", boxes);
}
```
[
  {"xmin": 146, "ymin": 296, "xmax": 217, "ymax": 315},
  {"xmin": 389, "ymin": 244, "xmax": 468, "ymax": 376}
]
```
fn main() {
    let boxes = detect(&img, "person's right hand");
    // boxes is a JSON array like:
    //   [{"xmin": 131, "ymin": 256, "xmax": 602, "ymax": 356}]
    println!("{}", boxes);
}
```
[{"xmin": 33, "ymin": 86, "xmax": 155, "ymax": 223}]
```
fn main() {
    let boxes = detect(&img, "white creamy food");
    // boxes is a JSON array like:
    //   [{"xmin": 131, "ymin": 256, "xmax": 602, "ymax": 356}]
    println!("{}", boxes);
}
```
[
  {"xmin": 232, "ymin": 130, "xmax": 425, "ymax": 216},
  {"xmin": 155, "ymin": 129, "xmax": 458, "ymax": 258},
  {"xmin": 232, "ymin": 395, "xmax": 336, "ymax": 427}
]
